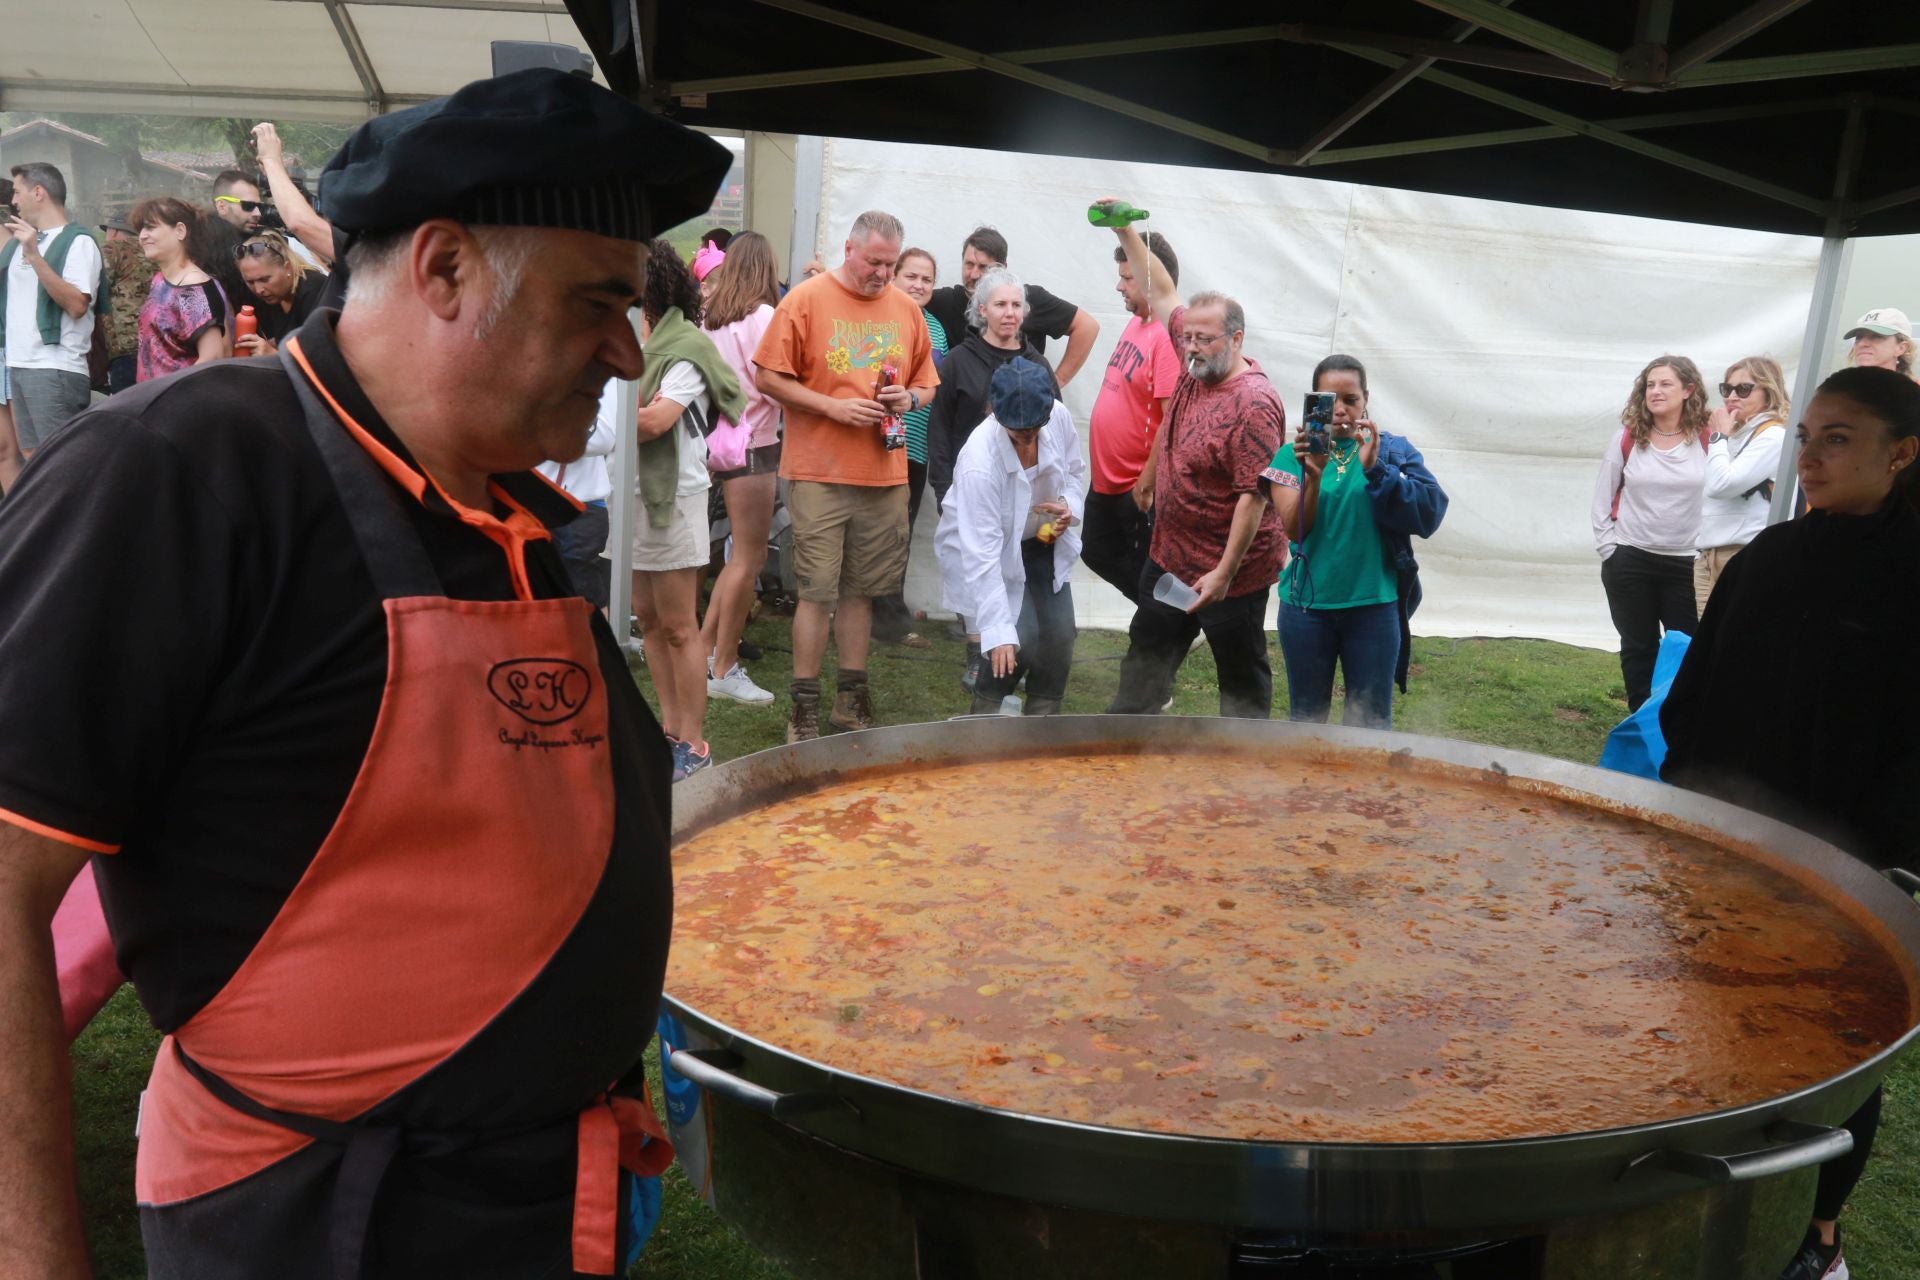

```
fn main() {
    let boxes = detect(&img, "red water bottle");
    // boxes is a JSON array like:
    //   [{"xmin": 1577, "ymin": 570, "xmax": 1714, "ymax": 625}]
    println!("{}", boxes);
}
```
[
  {"xmin": 234, "ymin": 305, "xmax": 258, "ymax": 346},
  {"xmin": 876, "ymin": 363, "xmax": 906, "ymax": 451}
]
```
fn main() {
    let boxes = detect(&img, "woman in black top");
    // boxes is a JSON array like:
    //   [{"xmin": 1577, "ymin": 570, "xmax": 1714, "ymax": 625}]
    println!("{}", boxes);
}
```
[
  {"xmin": 925, "ymin": 266, "xmax": 1054, "ymax": 506},
  {"xmin": 234, "ymin": 231, "xmax": 325, "ymax": 354},
  {"xmin": 1661, "ymin": 366, "xmax": 1920, "ymax": 1280}
]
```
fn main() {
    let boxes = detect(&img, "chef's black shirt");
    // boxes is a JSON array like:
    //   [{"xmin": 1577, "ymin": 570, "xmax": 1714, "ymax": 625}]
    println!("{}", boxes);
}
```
[{"xmin": 0, "ymin": 310, "xmax": 672, "ymax": 1041}]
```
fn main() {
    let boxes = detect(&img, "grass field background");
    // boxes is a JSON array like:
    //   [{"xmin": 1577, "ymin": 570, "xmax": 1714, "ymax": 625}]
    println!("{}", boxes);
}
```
[{"xmin": 70, "ymin": 621, "xmax": 1918, "ymax": 1277}]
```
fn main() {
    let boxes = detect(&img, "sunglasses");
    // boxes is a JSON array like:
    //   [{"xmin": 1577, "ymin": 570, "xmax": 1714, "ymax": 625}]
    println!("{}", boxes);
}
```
[
  {"xmin": 215, "ymin": 196, "xmax": 264, "ymax": 213},
  {"xmin": 1718, "ymin": 381, "xmax": 1757, "ymax": 398},
  {"xmin": 235, "ymin": 239, "xmax": 287, "ymax": 261}
]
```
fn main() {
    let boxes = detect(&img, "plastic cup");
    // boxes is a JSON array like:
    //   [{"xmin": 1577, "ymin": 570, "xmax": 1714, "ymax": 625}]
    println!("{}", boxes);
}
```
[{"xmin": 1152, "ymin": 573, "xmax": 1201, "ymax": 611}]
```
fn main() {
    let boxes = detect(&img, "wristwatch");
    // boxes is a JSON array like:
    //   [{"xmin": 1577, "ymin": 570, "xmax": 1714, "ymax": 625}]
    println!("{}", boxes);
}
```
[{"xmin": 1708, "ymin": 431, "xmax": 1726, "ymax": 444}]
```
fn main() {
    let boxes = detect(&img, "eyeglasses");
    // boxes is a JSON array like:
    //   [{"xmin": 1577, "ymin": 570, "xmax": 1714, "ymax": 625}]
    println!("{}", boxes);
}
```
[
  {"xmin": 1181, "ymin": 330, "xmax": 1230, "ymax": 349},
  {"xmin": 1718, "ymin": 381, "xmax": 1757, "ymax": 398},
  {"xmin": 215, "ymin": 196, "xmax": 264, "ymax": 213}
]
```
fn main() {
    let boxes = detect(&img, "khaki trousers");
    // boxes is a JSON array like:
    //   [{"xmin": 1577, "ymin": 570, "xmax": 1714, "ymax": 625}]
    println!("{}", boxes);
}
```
[{"xmin": 1693, "ymin": 543, "xmax": 1744, "ymax": 618}]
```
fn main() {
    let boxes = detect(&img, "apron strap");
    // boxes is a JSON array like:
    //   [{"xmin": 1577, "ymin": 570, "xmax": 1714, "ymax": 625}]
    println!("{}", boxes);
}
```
[
  {"xmin": 173, "ymin": 1042, "xmax": 398, "ymax": 1280},
  {"xmin": 278, "ymin": 342, "xmax": 445, "ymax": 601}
]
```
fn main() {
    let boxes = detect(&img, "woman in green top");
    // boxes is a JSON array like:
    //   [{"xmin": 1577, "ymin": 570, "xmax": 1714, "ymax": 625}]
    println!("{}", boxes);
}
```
[{"xmin": 1270, "ymin": 354, "xmax": 1448, "ymax": 728}]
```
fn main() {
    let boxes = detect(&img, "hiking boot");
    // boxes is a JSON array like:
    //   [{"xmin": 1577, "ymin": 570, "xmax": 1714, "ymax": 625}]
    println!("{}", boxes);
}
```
[
  {"xmin": 709, "ymin": 663, "xmax": 775, "ymax": 705},
  {"xmin": 1777, "ymin": 1227, "xmax": 1847, "ymax": 1280},
  {"xmin": 787, "ymin": 683, "xmax": 821, "ymax": 743},
  {"xmin": 829, "ymin": 681, "xmax": 876, "ymax": 733}
]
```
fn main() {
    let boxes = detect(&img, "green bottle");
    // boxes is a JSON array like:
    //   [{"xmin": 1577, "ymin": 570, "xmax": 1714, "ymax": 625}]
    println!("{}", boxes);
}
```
[{"xmin": 1087, "ymin": 200, "xmax": 1150, "ymax": 228}]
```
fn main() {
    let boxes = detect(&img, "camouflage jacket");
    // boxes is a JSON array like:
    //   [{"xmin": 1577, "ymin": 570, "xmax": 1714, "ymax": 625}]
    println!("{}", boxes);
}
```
[{"xmin": 103, "ymin": 238, "xmax": 152, "ymax": 361}]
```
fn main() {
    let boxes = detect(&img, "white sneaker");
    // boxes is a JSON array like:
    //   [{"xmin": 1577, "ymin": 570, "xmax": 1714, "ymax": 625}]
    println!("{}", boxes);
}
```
[{"xmin": 709, "ymin": 663, "xmax": 775, "ymax": 705}]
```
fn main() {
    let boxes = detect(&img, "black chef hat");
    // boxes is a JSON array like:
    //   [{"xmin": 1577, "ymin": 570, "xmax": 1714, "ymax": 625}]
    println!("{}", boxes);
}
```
[{"xmin": 317, "ymin": 68, "xmax": 731, "ymax": 243}]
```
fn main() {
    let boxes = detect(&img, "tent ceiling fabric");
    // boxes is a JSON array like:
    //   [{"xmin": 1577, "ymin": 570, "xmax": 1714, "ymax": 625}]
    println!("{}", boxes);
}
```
[
  {"xmin": 584, "ymin": 0, "xmax": 1920, "ymax": 237},
  {"xmin": 7, "ymin": 2, "xmax": 1916, "ymax": 235},
  {"xmin": 0, "ymin": 0, "xmax": 596, "ymax": 124}
]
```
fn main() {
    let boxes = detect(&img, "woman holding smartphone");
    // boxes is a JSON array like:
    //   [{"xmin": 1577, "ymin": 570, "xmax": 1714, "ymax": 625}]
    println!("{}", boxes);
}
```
[
  {"xmin": 1661, "ymin": 365, "xmax": 1920, "ymax": 1280},
  {"xmin": 1268, "ymin": 354, "xmax": 1447, "ymax": 729}
]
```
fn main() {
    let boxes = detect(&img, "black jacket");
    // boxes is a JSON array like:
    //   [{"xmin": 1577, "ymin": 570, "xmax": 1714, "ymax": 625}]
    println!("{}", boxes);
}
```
[
  {"xmin": 1661, "ymin": 500, "xmax": 1920, "ymax": 872},
  {"xmin": 925, "ymin": 333, "xmax": 1053, "ymax": 497}
]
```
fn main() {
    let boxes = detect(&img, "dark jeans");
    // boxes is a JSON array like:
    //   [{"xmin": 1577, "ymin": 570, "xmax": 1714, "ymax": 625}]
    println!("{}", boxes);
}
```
[
  {"xmin": 1081, "ymin": 488, "xmax": 1151, "ymax": 605},
  {"xmin": 873, "ymin": 458, "xmax": 929, "ymax": 640},
  {"xmin": 1278, "ymin": 599, "xmax": 1401, "ymax": 729},
  {"xmin": 549, "ymin": 501, "xmax": 611, "ymax": 609},
  {"xmin": 1600, "ymin": 545, "xmax": 1696, "ymax": 710},
  {"xmin": 974, "ymin": 538, "xmax": 1076, "ymax": 705},
  {"xmin": 107, "ymin": 354, "xmax": 137, "ymax": 395},
  {"xmin": 1109, "ymin": 557, "xmax": 1273, "ymax": 719}
]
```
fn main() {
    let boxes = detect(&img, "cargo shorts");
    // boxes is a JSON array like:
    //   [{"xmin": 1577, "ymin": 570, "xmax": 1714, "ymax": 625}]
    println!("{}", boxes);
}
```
[{"xmin": 787, "ymin": 480, "xmax": 909, "ymax": 604}]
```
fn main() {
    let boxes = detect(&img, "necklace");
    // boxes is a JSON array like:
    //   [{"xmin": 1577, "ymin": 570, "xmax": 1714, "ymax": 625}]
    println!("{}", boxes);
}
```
[
  {"xmin": 1329, "ymin": 440, "xmax": 1360, "ymax": 480},
  {"xmin": 1649, "ymin": 424, "xmax": 1685, "ymax": 437}
]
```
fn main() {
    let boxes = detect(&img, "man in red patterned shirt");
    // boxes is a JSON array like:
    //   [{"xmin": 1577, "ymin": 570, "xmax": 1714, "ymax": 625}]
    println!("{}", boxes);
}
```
[{"xmin": 1099, "ymin": 203, "xmax": 1294, "ymax": 718}]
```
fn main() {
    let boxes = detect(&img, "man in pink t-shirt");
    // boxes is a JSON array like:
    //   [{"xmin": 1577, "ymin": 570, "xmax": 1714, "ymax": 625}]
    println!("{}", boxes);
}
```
[{"xmin": 1084, "ymin": 230, "xmax": 1181, "ymax": 603}]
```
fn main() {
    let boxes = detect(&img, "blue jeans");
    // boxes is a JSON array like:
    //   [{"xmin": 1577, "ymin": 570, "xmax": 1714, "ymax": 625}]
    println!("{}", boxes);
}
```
[{"xmin": 1278, "ymin": 600, "xmax": 1401, "ymax": 729}]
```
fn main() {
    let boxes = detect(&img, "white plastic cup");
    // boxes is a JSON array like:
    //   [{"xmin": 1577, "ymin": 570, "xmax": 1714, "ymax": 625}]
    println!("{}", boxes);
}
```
[
  {"xmin": 1152, "ymin": 572, "xmax": 1201, "ymax": 611},
  {"xmin": 999, "ymin": 694, "xmax": 1023, "ymax": 716}
]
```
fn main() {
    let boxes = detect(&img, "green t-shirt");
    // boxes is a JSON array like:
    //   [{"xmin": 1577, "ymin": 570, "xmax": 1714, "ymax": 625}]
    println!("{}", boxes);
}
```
[{"xmin": 1270, "ymin": 440, "xmax": 1397, "ymax": 610}]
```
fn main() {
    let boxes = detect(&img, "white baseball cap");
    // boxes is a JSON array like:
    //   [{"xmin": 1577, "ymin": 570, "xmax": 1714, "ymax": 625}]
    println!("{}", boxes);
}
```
[{"xmin": 1843, "ymin": 307, "xmax": 1913, "ymax": 341}]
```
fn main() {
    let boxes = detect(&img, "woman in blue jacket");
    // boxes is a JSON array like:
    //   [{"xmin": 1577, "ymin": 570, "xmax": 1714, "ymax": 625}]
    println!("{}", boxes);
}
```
[{"xmin": 1268, "ymin": 354, "xmax": 1448, "ymax": 728}]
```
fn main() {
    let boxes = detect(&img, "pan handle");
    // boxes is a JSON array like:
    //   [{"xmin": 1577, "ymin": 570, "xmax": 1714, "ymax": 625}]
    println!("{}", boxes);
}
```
[
  {"xmin": 663, "ymin": 1045, "xmax": 860, "ymax": 1122},
  {"xmin": 1626, "ymin": 1120, "xmax": 1852, "ymax": 1184},
  {"xmin": 1882, "ymin": 867, "xmax": 1920, "ymax": 896}
]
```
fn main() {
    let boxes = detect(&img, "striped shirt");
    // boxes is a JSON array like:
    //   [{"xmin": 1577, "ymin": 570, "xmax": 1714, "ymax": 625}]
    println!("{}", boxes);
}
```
[{"xmin": 903, "ymin": 307, "xmax": 947, "ymax": 464}]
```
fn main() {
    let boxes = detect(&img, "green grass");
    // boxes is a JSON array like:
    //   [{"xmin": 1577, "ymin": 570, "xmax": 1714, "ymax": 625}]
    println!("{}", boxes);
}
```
[{"xmin": 70, "ymin": 620, "xmax": 1919, "ymax": 1277}]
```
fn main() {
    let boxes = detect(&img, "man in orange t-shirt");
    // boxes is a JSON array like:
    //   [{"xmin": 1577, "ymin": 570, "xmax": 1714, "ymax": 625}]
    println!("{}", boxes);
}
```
[{"xmin": 754, "ymin": 210, "xmax": 938, "ymax": 742}]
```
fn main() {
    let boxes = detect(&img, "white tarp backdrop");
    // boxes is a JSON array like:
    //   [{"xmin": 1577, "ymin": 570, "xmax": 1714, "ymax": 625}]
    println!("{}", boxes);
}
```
[{"xmin": 815, "ymin": 137, "xmax": 1822, "ymax": 651}]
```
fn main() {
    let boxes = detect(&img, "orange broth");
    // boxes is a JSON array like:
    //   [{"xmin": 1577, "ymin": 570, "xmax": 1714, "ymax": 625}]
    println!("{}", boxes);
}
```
[{"xmin": 666, "ymin": 752, "xmax": 1913, "ymax": 1142}]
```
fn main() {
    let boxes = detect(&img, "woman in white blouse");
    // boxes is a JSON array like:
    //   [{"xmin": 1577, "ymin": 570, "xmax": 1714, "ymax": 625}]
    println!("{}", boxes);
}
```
[
  {"xmin": 1590, "ymin": 354, "xmax": 1709, "ymax": 710},
  {"xmin": 1695, "ymin": 355, "xmax": 1788, "ymax": 614},
  {"xmin": 936, "ymin": 357, "xmax": 1086, "ymax": 716}
]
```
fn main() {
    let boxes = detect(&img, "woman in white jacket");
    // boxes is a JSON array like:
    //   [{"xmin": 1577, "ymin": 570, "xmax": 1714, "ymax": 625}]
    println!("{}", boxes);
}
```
[
  {"xmin": 936, "ymin": 357, "xmax": 1086, "ymax": 716},
  {"xmin": 1695, "ymin": 355, "xmax": 1788, "ymax": 614}
]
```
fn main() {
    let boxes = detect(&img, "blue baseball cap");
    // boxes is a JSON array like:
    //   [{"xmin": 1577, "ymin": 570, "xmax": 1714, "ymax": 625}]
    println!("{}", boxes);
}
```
[{"xmin": 989, "ymin": 356, "xmax": 1054, "ymax": 430}]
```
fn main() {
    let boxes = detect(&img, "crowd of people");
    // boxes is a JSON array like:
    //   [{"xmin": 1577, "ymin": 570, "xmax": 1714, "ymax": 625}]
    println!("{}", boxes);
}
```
[{"xmin": 1, "ymin": 125, "xmax": 334, "ymax": 475}]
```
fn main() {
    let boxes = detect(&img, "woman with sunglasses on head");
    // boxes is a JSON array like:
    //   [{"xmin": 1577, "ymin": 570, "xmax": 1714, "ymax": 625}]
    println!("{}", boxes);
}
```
[
  {"xmin": 1592, "ymin": 354, "xmax": 1710, "ymax": 710},
  {"xmin": 131, "ymin": 196, "xmax": 230, "ymax": 383},
  {"xmin": 231, "ymin": 232, "xmax": 325, "ymax": 356},
  {"xmin": 1661, "ymin": 366, "xmax": 1920, "ymax": 1280},
  {"xmin": 1695, "ymin": 356, "xmax": 1789, "ymax": 614},
  {"xmin": 1271, "ymin": 354, "xmax": 1447, "ymax": 730}
]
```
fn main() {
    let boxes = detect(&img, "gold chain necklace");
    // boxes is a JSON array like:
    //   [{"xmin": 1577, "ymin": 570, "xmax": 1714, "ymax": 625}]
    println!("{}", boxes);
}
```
[{"xmin": 1329, "ymin": 440, "xmax": 1360, "ymax": 480}]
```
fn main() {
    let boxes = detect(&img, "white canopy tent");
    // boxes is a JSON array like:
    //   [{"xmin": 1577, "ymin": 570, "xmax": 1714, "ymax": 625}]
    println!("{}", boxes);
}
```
[{"xmin": 0, "ymin": 0, "xmax": 596, "ymax": 123}]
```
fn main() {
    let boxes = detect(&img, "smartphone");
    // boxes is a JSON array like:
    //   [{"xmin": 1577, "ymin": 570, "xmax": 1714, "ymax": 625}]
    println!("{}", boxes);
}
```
[{"xmin": 1303, "ymin": 391, "xmax": 1335, "ymax": 456}]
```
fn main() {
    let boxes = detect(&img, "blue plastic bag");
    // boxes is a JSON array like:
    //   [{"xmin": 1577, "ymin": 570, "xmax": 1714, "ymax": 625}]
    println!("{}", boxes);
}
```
[{"xmin": 1598, "ymin": 631, "xmax": 1692, "ymax": 780}]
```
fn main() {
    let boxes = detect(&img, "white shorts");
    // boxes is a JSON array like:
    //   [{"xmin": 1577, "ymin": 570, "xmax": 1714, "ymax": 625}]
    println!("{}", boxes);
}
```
[{"xmin": 630, "ymin": 489, "xmax": 710, "ymax": 573}]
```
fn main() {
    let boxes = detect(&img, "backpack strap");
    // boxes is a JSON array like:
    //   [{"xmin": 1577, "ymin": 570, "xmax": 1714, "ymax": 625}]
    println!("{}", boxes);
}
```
[{"xmin": 1610, "ymin": 428, "xmax": 1633, "ymax": 521}]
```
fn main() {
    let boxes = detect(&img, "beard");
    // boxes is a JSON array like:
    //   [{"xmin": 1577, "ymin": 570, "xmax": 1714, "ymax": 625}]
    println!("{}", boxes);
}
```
[{"xmin": 1188, "ymin": 349, "xmax": 1232, "ymax": 385}]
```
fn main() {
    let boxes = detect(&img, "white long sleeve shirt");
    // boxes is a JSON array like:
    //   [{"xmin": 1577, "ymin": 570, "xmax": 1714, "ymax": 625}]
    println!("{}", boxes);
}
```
[
  {"xmin": 1590, "ymin": 430, "xmax": 1705, "ymax": 560},
  {"xmin": 536, "ymin": 381, "xmax": 619, "ymax": 504},
  {"xmin": 1698, "ymin": 415, "xmax": 1785, "ymax": 549},
  {"xmin": 935, "ymin": 401, "xmax": 1087, "ymax": 653}
]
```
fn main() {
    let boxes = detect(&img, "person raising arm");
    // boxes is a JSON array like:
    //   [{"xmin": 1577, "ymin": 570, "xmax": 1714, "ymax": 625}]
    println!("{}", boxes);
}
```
[{"xmin": 250, "ymin": 123, "xmax": 336, "ymax": 268}]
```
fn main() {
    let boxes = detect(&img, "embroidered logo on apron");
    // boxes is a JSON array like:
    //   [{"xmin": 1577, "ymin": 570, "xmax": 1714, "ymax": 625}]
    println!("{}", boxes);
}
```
[{"xmin": 488, "ymin": 657, "xmax": 594, "ymax": 725}]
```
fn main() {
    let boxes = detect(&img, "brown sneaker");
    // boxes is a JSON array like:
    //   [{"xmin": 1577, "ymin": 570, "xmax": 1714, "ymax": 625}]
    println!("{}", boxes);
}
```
[
  {"xmin": 828, "ymin": 682, "xmax": 876, "ymax": 733},
  {"xmin": 787, "ymin": 686, "xmax": 820, "ymax": 743}
]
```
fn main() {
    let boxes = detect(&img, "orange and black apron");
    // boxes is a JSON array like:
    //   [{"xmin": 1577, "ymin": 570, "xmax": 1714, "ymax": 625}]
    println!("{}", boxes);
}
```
[{"xmin": 129, "ymin": 342, "xmax": 672, "ymax": 1279}]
